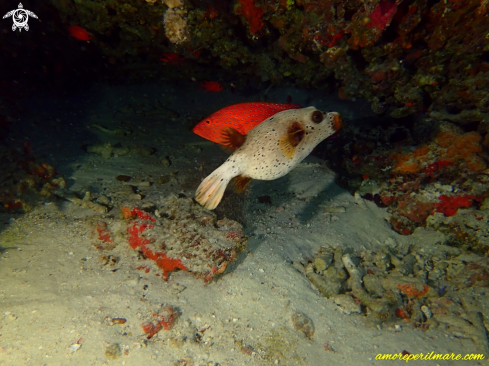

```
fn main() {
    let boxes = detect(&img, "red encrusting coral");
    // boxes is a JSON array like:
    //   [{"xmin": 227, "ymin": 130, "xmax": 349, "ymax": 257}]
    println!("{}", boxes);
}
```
[
  {"xmin": 125, "ymin": 208, "xmax": 188, "ymax": 279},
  {"xmin": 141, "ymin": 322, "xmax": 159, "ymax": 339},
  {"xmin": 236, "ymin": 0, "xmax": 264, "ymax": 35},
  {"xmin": 367, "ymin": 0, "xmax": 398, "ymax": 31},
  {"xmin": 435, "ymin": 194, "xmax": 481, "ymax": 217},
  {"xmin": 424, "ymin": 160, "xmax": 452, "ymax": 177},
  {"xmin": 141, "ymin": 306, "xmax": 178, "ymax": 339},
  {"xmin": 158, "ymin": 307, "xmax": 178, "ymax": 330},
  {"xmin": 398, "ymin": 283, "xmax": 429, "ymax": 298},
  {"xmin": 4, "ymin": 201, "xmax": 23, "ymax": 210},
  {"xmin": 313, "ymin": 30, "xmax": 344, "ymax": 48},
  {"xmin": 127, "ymin": 223, "xmax": 153, "ymax": 249},
  {"xmin": 122, "ymin": 206, "xmax": 156, "ymax": 222},
  {"xmin": 203, "ymin": 262, "xmax": 229, "ymax": 284},
  {"xmin": 155, "ymin": 253, "xmax": 188, "ymax": 279},
  {"xmin": 96, "ymin": 222, "xmax": 113, "ymax": 243},
  {"xmin": 395, "ymin": 307, "xmax": 410, "ymax": 320},
  {"xmin": 136, "ymin": 265, "xmax": 150, "ymax": 273}
]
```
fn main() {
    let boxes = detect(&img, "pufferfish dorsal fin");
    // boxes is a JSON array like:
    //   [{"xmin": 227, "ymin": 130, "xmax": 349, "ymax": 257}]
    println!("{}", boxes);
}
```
[
  {"xmin": 218, "ymin": 127, "xmax": 247, "ymax": 150},
  {"xmin": 278, "ymin": 121, "xmax": 305, "ymax": 159}
]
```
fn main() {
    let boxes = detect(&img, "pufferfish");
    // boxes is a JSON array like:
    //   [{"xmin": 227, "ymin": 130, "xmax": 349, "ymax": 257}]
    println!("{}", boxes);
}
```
[{"xmin": 195, "ymin": 107, "xmax": 342, "ymax": 210}]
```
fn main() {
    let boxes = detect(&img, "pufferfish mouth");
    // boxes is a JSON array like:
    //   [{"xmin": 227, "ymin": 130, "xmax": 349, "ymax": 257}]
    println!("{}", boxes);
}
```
[{"xmin": 330, "ymin": 112, "xmax": 342, "ymax": 131}]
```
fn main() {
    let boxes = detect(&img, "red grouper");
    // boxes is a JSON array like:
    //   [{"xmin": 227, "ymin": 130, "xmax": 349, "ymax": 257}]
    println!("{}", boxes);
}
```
[{"xmin": 192, "ymin": 102, "xmax": 302, "ymax": 148}]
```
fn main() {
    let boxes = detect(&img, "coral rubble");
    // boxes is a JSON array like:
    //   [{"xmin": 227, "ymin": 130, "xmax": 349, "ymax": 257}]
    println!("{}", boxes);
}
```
[
  {"xmin": 0, "ymin": 143, "xmax": 62, "ymax": 213},
  {"xmin": 141, "ymin": 305, "xmax": 179, "ymax": 339},
  {"xmin": 303, "ymin": 243, "xmax": 489, "ymax": 354}
]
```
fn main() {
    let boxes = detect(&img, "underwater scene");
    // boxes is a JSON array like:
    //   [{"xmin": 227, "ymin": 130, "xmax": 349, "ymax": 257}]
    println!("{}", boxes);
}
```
[{"xmin": 1, "ymin": 0, "xmax": 489, "ymax": 365}]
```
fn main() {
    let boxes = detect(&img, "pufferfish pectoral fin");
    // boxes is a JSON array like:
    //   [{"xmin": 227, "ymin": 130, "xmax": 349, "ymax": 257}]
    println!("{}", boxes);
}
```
[
  {"xmin": 231, "ymin": 175, "xmax": 252, "ymax": 193},
  {"xmin": 278, "ymin": 135, "xmax": 295, "ymax": 158},
  {"xmin": 278, "ymin": 121, "xmax": 305, "ymax": 159},
  {"xmin": 218, "ymin": 127, "xmax": 247, "ymax": 150}
]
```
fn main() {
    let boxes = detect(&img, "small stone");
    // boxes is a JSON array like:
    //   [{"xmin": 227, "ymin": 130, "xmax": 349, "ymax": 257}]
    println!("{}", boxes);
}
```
[
  {"xmin": 324, "ymin": 207, "xmax": 346, "ymax": 213},
  {"xmin": 481, "ymin": 197, "xmax": 489, "ymax": 210},
  {"xmin": 116, "ymin": 175, "xmax": 132, "ymax": 182},
  {"xmin": 68, "ymin": 343, "xmax": 81, "ymax": 353},
  {"xmin": 141, "ymin": 202, "xmax": 156, "ymax": 213},
  {"xmin": 105, "ymin": 343, "xmax": 121, "ymax": 360},
  {"xmin": 162, "ymin": 157, "xmax": 172, "ymax": 167},
  {"xmin": 291, "ymin": 311, "xmax": 315, "ymax": 339},
  {"xmin": 96, "ymin": 195, "xmax": 111, "ymax": 206},
  {"xmin": 158, "ymin": 175, "xmax": 170, "ymax": 184},
  {"xmin": 421, "ymin": 305, "xmax": 432, "ymax": 319},
  {"xmin": 314, "ymin": 248, "xmax": 334, "ymax": 272},
  {"xmin": 333, "ymin": 294, "xmax": 361, "ymax": 315}
]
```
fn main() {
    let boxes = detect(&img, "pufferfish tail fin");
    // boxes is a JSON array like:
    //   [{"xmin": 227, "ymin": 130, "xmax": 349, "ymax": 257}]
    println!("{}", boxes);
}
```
[{"xmin": 196, "ymin": 162, "xmax": 240, "ymax": 210}]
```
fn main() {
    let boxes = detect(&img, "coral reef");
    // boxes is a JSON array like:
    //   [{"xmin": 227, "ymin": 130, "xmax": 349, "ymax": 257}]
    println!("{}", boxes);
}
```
[
  {"xmin": 235, "ymin": 0, "xmax": 264, "ymax": 35},
  {"xmin": 321, "ymin": 116, "xmax": 489, "ymax": 252},
  {"xmin": 162, "ymin": 0, "xmax": 184, "ymax": 9},
  {"xmin": 1, "ymin": 0, "xmax": 484, "ymax": 144},
  {"xmin": 31, "ymin": 0, "xmax": 488, "ymax": 151},
  {"xmin": 164, "ymin": 6, "xmax": 188, "ymax": 44},
  {"xmin": 302, "ymin": 243, "xmax": 489, "ymax": 355}
]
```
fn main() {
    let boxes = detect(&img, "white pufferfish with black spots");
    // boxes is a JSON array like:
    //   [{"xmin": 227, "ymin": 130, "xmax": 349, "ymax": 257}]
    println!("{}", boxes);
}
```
[{"xmin": 195, "ymin": 107, "xmax": 342, "ymax": 210}]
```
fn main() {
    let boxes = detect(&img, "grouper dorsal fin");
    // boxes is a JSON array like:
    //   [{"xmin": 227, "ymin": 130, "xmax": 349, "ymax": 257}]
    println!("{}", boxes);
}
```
[{"xmin": 278, "ymin": 121, "xmax": 305, "ymax": 158}]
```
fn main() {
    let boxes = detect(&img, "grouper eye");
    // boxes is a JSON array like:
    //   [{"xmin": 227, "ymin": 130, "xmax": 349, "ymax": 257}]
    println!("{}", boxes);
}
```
[{"xmin": 311, "ymin": 111, "xmax": 323, "ymax": 123}]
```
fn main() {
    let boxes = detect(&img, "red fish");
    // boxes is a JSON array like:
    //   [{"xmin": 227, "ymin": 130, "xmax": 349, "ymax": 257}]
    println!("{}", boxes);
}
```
[
  {"xmin": 199, "ymin": 81, "xmax": 224, "ymax": 92},
  {"xmin": 160, "ymin": 52, "xmax": 185, "ymax": 65},
  {"xmin": 193, "ymin": 102, "xmax": 302, "ymax": 145},
  {"xmin": 68, "ymin": 26, "xmax": 92, "ymax": 41}
]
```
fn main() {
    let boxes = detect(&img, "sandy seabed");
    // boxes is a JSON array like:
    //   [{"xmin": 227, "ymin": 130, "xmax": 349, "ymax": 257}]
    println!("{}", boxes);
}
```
[{"xmin": 0, "ymin": 83, "xmax": 485, "ymax": 365}]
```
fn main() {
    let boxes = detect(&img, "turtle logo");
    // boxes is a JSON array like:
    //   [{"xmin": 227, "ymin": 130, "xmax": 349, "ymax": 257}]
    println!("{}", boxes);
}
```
[{"xmin": 3, "ymin": 3, "xmax": 39, "ymax": 32}]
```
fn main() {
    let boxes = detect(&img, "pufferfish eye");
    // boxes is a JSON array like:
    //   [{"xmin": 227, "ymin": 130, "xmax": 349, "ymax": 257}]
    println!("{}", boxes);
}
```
[{"xmin": 311, "ymin": 110, "xmax": 323, "ymax": 123}]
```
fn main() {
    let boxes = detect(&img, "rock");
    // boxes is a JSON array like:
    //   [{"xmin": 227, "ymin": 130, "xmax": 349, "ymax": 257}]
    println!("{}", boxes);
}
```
[
  {"xmin": 124, "ymin": 195, "xmax": 247, "ymax": 281},
  {"xmin": 333, "ymin": 294, "xmax": 361, "ymax": 315},
  {"xmin": 363, "ymin": 274, "xmax": 385, "ymax": 297},
  {"xmin": 313, "ymin": 247, "xmax": 334, "ymax": 273}
]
